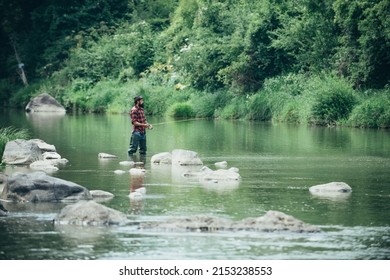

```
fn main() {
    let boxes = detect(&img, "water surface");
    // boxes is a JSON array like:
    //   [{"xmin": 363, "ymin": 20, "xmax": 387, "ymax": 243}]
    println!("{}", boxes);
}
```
[{"xmin": 1, "ymin": 110, "xmax": 389, "ymax": 259}]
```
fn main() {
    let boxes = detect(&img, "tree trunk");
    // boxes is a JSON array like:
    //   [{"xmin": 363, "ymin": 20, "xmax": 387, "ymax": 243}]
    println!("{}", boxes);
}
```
[{"xmin": 12, "ymin": 40, "xmax": 28, "ymax": 86}]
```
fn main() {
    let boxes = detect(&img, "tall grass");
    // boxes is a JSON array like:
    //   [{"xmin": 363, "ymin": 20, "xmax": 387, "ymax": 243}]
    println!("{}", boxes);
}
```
[
  {"xmin": 347, "ymin": 91, "xmax": 390, "ymax": 128},
  {"xmin": 167, "ymin": 102, "xmax": 195, "ymax": 118},
  {"xmin": 245, "ymin": 74, "xmax": 358, "ymax": 126},
  {"xmin": 0, "ymin": 126, "xmax": 30, "ymax": 159}
]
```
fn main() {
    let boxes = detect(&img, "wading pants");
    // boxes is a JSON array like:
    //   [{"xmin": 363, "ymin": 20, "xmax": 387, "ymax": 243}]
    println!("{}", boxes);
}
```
[{"xmin": 128, "ymin": 131, "xmax": 147, "ymax": 155}]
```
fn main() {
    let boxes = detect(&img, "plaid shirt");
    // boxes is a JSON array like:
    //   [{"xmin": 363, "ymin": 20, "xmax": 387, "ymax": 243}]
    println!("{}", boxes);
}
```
[{"xmin": 130, "ymin": 105, "xmax": 147, "ymax": 134}]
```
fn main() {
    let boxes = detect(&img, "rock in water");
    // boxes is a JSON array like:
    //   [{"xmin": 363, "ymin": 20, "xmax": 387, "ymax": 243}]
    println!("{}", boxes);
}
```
[
  {"xmin": 139, "ymin": 210, "xmax": 320, "ymax": 233},
  {"xmin": 25, "ymin": 93, "xmax": 66, "ymax": 113},
  {"xmin": 1, "ymin": 139, "xmax": 42, "ymax": 165},
  {"xmin": 54, "ymin": 200, "xmax": 129, "ymax": 226},
  {"xmin": 1, "ymin": 171, "xmax": 92, "ymax": 203}
]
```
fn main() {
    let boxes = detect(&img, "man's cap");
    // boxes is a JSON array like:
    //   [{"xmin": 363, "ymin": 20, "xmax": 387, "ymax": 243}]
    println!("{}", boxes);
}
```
[{"xmin": 134, "ymin": 96, "xmax": 143, "ymax": 102}]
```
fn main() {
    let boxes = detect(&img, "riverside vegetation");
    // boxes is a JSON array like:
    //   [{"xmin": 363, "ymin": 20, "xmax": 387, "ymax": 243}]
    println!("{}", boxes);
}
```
[{"xmin": 0, "ymin": 0, "xmax": 389, "ymax": 128}]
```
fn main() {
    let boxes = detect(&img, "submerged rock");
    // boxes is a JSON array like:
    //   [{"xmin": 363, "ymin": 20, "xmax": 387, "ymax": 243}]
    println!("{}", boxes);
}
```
[
  {"xmin": 139, "ymin": 210, "xmax": 320, "ymax": 233},
  {"xmin": 54, "ymin": 200, "xmax": 129, "ymax": 226},
  {"xmin": 89, "ymin": 190, "xmax": 114, "ymax": 200}
]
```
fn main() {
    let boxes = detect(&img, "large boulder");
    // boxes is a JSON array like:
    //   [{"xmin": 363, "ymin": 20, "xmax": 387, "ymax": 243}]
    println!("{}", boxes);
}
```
[
  {"xmin": 25, "ymin": 93, "xmax": 66, "ymax": 113},
  {"xmin": 0, "ymin": 171, "xmax": 92, "ymax": 203},
  {"xmin": 140, "ymin": 210, "xmax": 320, "ymax": 233},
  {"xmin": 54, "ymin": 200, "xmax": 129, "ymax": 226},
  {"xmin": 1, "ymin": 139, "xmax": 42, "ymax": 165}
]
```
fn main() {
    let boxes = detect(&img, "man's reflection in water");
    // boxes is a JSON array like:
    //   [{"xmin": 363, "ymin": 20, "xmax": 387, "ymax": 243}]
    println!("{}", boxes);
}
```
[{"xmin": 128, "ymin": 161, "xmax": 146, "ymax": 215}]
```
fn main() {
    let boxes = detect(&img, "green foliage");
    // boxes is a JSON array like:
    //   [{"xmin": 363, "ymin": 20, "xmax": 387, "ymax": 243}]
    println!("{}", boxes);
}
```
[
  {"xmin": 309, "ymin": 76, "xmax": 357, "ymax": 125},
  {"xmin": 0, "ymin": 126, "xmax": 30, "ymax": 158},
  {"xmin": 0, "ymin": 79, "xmax": 18, "ymax": 106},
  {"xmin": 347, "ymin": 90, "xmax": 390, "ymax": 128},
  {"xmin": 167, "ymin": 102, "xmax": 195, "ymax": 119},
  {"xmin": 333, "ymin": 0, "xmax": 390, "ymax": 88},
  {"xmin": 247, "ymin": 93, "xmax": 272, "ymax": 121},
  {"xmin": 190, "ymin": 90, "xmax": 226, "ymax": 118},
  {"xmin": 9, "ymin": 83, "xmax": 43, "ymax": 108},
  {"xmin": 58, "ymin": 22, "xmax": 156, "ymax": 87},
  {"xmin": 130, "ymin": 0, "xmax": 179, "ymax": 30},
  {"xmin": 245, "ymin": 73, "xmax": 357, "ymax": 125},
  {"xmin": 219, "ymin": 96, "xmax": 248, "ymax": 119},
  {"xmin": 271, "ymin": 0, "xmax": 338, "ymax": 72},
  {"xmin": 0, "ymin": 0, "xmax": 388, "ymax": 130}
]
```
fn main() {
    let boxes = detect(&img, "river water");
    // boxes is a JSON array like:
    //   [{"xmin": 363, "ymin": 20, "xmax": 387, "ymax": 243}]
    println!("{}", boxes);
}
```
[{"xmin": 0, "ymin": 110, "xmax": 389, "ymax": 260}]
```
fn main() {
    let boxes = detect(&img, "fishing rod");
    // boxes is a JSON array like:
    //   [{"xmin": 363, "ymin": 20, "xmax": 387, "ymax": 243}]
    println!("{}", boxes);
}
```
[{"xmin": 150, "ymin": 118, "xmax": 204, "ymax": 127}]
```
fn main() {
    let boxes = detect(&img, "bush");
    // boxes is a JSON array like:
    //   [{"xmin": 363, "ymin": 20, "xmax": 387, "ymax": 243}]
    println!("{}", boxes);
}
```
[
  {"xmin": 247, "ymin": 93, "xmax": 272, "ymax": 121},
  {"xmin": 347, "ymin": 91, "xmax": 390, "ymax": 128},
  {"xmin": 9, "ymin": 83, "xmax": 42, "ymax": 108},
  {"xmin": 219, "ymin": 96, "xmax": 247, "ymax": 119},
  {"xmin": 308, "ymin": 76, "xmax": 356, "ymax": 126},
  {"xmin": 167, "ymin": 102, "xmax": 195, "ymax": 119},
  {"xmin": 190, "ymin": 90, "xmax": 226, "ymax": 118}
]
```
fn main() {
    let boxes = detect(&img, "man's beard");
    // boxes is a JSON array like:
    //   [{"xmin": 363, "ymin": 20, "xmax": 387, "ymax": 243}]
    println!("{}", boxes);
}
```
[{"xmin": 139, "ymin": 103, "xmax": 144, "ymax": 108}]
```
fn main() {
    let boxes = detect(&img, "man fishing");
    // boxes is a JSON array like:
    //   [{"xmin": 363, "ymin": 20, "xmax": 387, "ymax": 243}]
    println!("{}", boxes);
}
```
[{"xmin": 128, "ymin": 96, "xmax": 153, "ymax": 156}]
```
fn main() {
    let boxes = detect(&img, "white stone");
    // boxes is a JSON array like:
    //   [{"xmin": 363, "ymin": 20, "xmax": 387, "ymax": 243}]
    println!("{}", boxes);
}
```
[
  {"xmin": 129, "ymin": 168, "xmax": 146, "ymax": 176},
  {"xmin": 151, "ymin": 152, "xmax": 172, "ymax": 164},
  {"xmin": 309, "ymin": 182, "xmax": 352, "ymax": 194},
  {"xmin": 215, "ymin": 161, "xmax": 228, "ymax": 169},
  {"xmin": 42, "ymin": 151, "xmax": 61, "ymax": 160},
  {"xmin": 119, "ymin": 161, "xmax": 135, "ymax": 166},
  {"xmin": 29, "ymin": 160, "xmax": 59, "ymax": 172},
  {"xmin": 172, "ymin": 149, "xmax": 203, "ymax": 166},
  {"xmin": 98, "ymin": 153, "xmax": 118, "ymax": 159}
]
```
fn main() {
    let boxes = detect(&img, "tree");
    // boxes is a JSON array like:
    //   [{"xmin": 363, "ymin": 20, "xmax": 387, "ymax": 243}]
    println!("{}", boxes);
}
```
[{"xmin": 333, "ymin": 0, "xmax": 390, "ymax": 88}]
